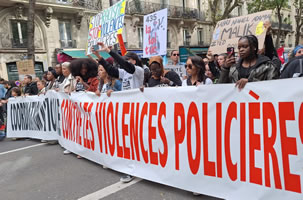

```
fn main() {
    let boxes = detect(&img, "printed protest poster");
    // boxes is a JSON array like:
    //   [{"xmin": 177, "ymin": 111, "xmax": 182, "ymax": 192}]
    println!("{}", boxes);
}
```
[
  {"xmin": 143, "ymin": 8, "xmax": 168, "ymax": 58},
  {"xmin": 165, "ymin": 65, "xmax": 186, "ymax": 79},
  {"xmin": 87, "ymin": 0, "xmax": 126, "ymax": 55},
  {"xmin": 209, "ymin": 10, "xmax": 272, "ymax": 55},
  {"xmin": 16, "ymin": 59, "xmax": 35, "ymax": 79}
]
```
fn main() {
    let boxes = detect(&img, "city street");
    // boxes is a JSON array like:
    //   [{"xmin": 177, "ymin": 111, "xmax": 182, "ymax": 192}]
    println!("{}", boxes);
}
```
[{"xmin": 0, "ymin": 138, "xmax": 223, "ymax": 200}]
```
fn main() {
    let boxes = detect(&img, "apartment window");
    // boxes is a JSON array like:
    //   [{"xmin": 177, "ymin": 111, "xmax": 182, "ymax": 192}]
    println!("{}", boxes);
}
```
[
  {"xmin": 11, "ymin": 20, "xmax": 28, "ymax": 48},
  {"xmin": 198, "ymin": 28, "xmax": 203, "ymax": 45},
  {"xmin": 59, "ymin": 21, "xmax": 74, "ymax": 48},
  {"xmin": 183, "ymin": 28, "xmax": 190, "ymax": 46},
  {"xmin": 122, "ymin": 25, "xmax": 128, "ymax": 48},
  {"xmin": 138, "ymin": 26, "xmax": 143, "ymax": 48},
  {"xmin": 182, "ymin": 0, "xmax": 187, "ymax": 9},
  {"xmin": 167, "ymin": 29, "xmax": 171, "ymax": 48},
  {"xmin": 110, "ymin": 0, "xmax": 120, "ymax": 6},
  {"xmin": 197, "ymin": 0, "xmax": 201, "ymax": 12}
]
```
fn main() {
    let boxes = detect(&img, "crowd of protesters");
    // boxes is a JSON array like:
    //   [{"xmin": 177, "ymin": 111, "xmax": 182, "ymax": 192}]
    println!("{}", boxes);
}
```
[{"xmin": 0, "ymin": 25, "xmax": 302, "ymax": 186}]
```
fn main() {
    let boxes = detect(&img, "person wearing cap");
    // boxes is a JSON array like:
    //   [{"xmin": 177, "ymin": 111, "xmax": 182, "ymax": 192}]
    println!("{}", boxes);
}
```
[
  {"xmin": 46, "ymin": 67, "xmax": 58, "ymax": 91},
  {"xmin": 23, "ymin": 74, "xmax": 38, "ymax": 95},
  {"xmin": 280, "ymin": 45, "xmax": 303, "ymax": 78},
  {"xmin": 92, "ymin": 42, "xmax": 144, "ymax": 92},
  {"xmin": 147, "ymin": 56, "xmax": 182, "ymax": 87}
]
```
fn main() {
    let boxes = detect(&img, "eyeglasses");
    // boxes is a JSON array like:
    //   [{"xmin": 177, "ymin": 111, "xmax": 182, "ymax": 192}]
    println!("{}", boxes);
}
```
[
  {"xmin": 173, "ymin": 54, "xmax": 179, "ymax": 56},
  {"xmin": 185, "ymin": 64, "xmax": 192, "ymax": 69}
]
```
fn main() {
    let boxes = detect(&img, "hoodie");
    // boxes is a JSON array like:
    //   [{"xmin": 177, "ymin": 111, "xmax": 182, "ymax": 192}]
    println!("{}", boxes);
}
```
[{"xmin": 218, "ymin": 55, "xmax": 279, "ymax": 83}]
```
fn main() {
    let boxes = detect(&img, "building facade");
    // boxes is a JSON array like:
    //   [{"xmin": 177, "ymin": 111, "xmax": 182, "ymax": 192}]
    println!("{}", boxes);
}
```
[{"xmin": 1, "ymin": 0, "xmax": 301, "ymax": 80}]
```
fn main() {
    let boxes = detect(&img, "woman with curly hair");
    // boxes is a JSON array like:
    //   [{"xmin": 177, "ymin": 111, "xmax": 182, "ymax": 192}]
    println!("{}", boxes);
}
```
[{"xmin": 70, "ymin": 58, "xmax": 99, "ymax": 92}]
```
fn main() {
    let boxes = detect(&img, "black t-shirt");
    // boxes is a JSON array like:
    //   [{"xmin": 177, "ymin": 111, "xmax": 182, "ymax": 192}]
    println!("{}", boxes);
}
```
[
  {"xmin": 57, "ymin": 75, "xmax": 65, "ymax": 83},
  {"xmin": 238, "ymin": 65, "xmax": 252, "ymax": 79},
  {"xmin": 147, "ymin": 71, "xmax": 182, "ymax": 87}
]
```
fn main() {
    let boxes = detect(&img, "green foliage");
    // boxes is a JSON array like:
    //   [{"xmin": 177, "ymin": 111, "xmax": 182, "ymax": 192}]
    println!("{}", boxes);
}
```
[{"xmin": 247, "ymin": 0, "xmax": 288, "ymax": 14}]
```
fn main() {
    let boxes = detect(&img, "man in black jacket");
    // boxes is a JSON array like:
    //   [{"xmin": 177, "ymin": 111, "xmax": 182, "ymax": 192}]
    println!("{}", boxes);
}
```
[{"xmin": 24, "ymin": 75, "xmax": 38, "ymax": 95}]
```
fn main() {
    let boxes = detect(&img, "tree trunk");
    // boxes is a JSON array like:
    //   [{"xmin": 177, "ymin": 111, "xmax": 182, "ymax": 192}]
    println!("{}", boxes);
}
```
[
  {"xmin": 27, "ymin": 0, "xmax": 36, "ymax": 62},
  {"xmin": 275, "ymin": 9, "xmax": 282, "ymax": 48},
  {"xmin": 295, "ymin": 24, "xmax": 301, "ymax": 46}
]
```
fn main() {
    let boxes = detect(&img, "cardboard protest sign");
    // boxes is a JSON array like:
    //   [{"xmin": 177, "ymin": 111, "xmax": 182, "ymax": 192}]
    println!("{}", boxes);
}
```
[
  {"xmin": 87, "ymin": 0, "xmax": 126, "ymax": 55},
  {"xmin": 165, "ymin": 65, "xmax": 186, "ymax": 79},
  {"xmin": 16, "ymin": 59, "xmax": 35, "ymax": 79},
  {"xmin": 209, "ymin": 10, "xmax": 272, "ymax": 55},
  {"xmin": 143, "ymin": 8, "xmax": 168, "ymax": 58}
]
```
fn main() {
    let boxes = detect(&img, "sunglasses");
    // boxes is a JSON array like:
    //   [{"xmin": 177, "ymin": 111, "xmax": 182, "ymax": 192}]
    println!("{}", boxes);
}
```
[
  {"xmin": 185, "ymin": 64, "xmax": 192, "ymax": 69},
  {"xmin": 173, "ymin": 54, "xmax": 179, "ymax": 56}
]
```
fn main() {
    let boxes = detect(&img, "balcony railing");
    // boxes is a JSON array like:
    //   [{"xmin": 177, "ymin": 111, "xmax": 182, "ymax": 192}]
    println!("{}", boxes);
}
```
[
  {"xmin": 11, "ymin": 38, "xmax": 27, "ymax": 48},
  {"xmin": 39, "ymin": 0, "xmax": 102, "ymax": 11},
  {"xmin": 60, "ymin": 39, "xmax": 77, "ymax": 48},
  {"xmin": 272, "ymin": 22, "xmax": 293, "ymax": 32},
  {"xmin": 126, "ymin": 0, "xmax": 205, "ymax": 21}
]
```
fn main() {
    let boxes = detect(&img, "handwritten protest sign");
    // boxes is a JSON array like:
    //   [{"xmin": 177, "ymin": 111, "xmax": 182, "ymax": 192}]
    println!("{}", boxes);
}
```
[
  {"xmin": 143, "ymin": 8, "xmax": 168, "ymax": 58},
  {"xmin": 87, "ymin": 0, "xmax": 126, "ymax": 55},
  {"xmin": 165, "ymin": 65, "xmax": 186, "ymax": 79},
  {"xmin": 16, "ymin": 59, "xmax": 35, "ymax": 79},
  {"xmin": 209, "ymin": 10, "xmax": 272, "ymax": 55}
]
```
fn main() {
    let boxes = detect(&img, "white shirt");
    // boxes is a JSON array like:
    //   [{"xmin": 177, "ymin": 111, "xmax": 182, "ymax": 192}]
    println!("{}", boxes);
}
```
[
  {"xmin": 118, "ymin": 65, "xmax": 144, "ymax": 91},
  {"xmin": 182, "ymin": 78, "xmax": 213, "ymax": 86}
]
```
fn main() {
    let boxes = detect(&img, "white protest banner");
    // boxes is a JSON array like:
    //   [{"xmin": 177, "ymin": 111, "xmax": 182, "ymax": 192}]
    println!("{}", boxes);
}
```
[
  {"xmin": 209, "ymin": 10, "xmax": 272, "ymax": 55},
  {"xmin": 7, "ymin": 79, "xmax": 303, "ymax": 200},
  {"xmin": 87, "ymin": 0, "xmax": 126, "ymax": 55},
  {"xmin": 7, "ymin": 94, "xmax": 60, "ymax": 140},
  {"xmin": 165, "ymin": 64, "xmax": 186, "ymax": 79},
  {"xmin": 143, "ymin": 8, "xmax": 168, "ymax": 58}
]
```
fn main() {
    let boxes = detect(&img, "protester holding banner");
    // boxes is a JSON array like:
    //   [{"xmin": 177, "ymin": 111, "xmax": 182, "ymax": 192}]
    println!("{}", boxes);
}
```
[
  {"xmin": 37, "ymin": 80, "xmax": 46, "ymax": 95},
  {"xmin": 46, "ymin": 67, "xmax": 58, "ymax": 91},
  {"xmin": 70, "ymin": 58, "xmax": 99, "ymax": 92},
  {"xmin": 280, "ymin": 45, "xmax": 303, "ymax": 78},
  {"xmin": 146, "ymin": 56, "xmax": 182, "ymax": 87},
  {"xmin": 218, "ymin": 35, "xmax": 279, "ymax": 89},
  {"xmin": 182, "ymin": 56, "xmax": 213, "ymax": 86},
  {"xmin": 11, "ymin": 87, "xmax": 21, "ymax": 97},
  {"xmin": 93, "ymin": 42, "xmax": 144, "ymax": 92},
  {"xmin": 57, "ymin": 62, "xmax": 77, "ymax": 93},
  {"xmin": 55, "ymin": 63, "xmax": 65, "ymax": 84},
  {"xmin": 95, "ymin": 65, "xmax": 121, "ymax": 97},
  {"xmin": 92, "ymin": 42, "xmax": 144, "ymax": 183},
  {"xmin": 23, "ymin": 75, "xmax": 38, "ymax": 95}
]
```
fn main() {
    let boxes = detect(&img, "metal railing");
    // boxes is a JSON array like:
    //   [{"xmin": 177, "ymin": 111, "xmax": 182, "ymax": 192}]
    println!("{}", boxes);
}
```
[
  {"xmin": 126, "ymin": 0, "xmax": 205, "ymax": 21},
  {"xmin": 60, "ymin": 39, "xmax": 77, "ymax": 48},
  {"xmin": 11, "ymin": 38, "xmax": 27, "ymax": 48},
  {"xmin": 272, "ymin": 22, "xmax": 293, "ymax": 31},
  {"xmin": 39, "ymin": 0, "xmax": 102, "ymax": 11}
]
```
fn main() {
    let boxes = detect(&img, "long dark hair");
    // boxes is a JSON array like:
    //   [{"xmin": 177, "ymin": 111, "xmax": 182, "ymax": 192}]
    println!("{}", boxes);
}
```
[
  {"xmin": 239, "ymin": 35, "xmax": 258, "ymax": 61},
  {"xmin": 70, "ymin": 58, "xmax": 98, "ymax": 81},
  {"xmin": 188, "ymin": 56, "xmax": 206, "ymax": 83}
]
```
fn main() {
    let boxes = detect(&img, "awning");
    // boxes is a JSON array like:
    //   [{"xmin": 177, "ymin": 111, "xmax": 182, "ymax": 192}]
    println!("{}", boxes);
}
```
[{"xmin": 62, "ymin": 50, "xmax": 111, "ymax": 59}]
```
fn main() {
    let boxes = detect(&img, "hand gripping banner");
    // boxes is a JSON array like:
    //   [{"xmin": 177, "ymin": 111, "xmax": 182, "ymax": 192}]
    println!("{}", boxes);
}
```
[{"xmin": 7, "ymin": 78, "xmax": 303, "ymax": 200}]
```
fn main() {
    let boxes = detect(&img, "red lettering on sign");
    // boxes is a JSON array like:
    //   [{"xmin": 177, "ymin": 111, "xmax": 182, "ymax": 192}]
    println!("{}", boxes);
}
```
[
  {"xmin": 106, "ymin": 102, "xmax": 115, "ymax": 156},
  {"xmin": 263, "ymin": 103, "xmax": 282, "ymax": 189},
  {"xmin": 140, "ymin": 103, "xmax": 149, "ymax": 163},
  {"xmin": 249, "ymin": 102, "xmax": 262, "ymax": 186},
  {"xmin": 216, "ymin": 103, "xmax": 222, "ymax": 178},
  {"xmin": 225, "ymin": 102, "xmax": 237, "ymax": 181},
  {"xmin": 130, "ymin": 103, "xmax": 140, "ymax": 161},
  {"xmin": 158, "ymin": 102, "xmax": 168, "ymax": 168},
  {"xmin": 279, "ymin": 102, "xmax": 301, "ymax": 193},
  {"xmin": 203, "ymin": 103, "xmax": 215, "ymax": 177},
  {"xmin": 240, "ymin": 103, "xmax": 246, "ymax": 182},
  {"xmin": 174, "ymin": 103, "xmax": 185, "ymax": 170},
  {"xmin": 122, "ymin": 103, "xmax": 130, "ymax": 160}
]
